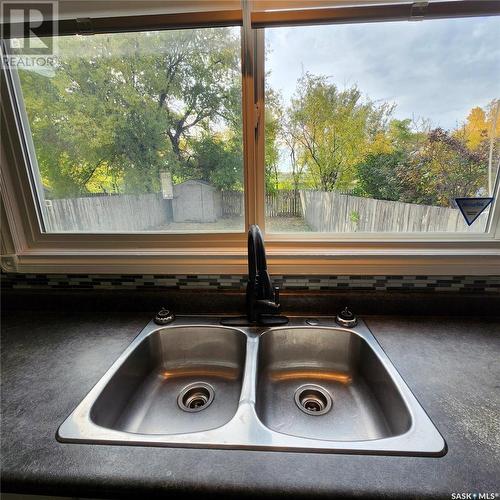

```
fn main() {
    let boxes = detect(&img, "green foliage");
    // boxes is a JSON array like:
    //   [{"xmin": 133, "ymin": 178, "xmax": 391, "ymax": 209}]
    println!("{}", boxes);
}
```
[
  {"xmin": 287, "ymin": 73, "xmax": 393, "ymax": 191},
  {"xmin": 190, "ymin": 134, "xmax": 243, "ymax": 190},
  {"xmin": 19, "ymin": 28, "xmax": 242, "ymax": 198},
  {"xmin": 266, "ymin": 73, "xmax": 494, "ymax": 208},
  {"xmin": 354, "ymin": 125, "xmax": 488, "ymax": 207},
  {"xmin": 113, "ymin": 107, "xmax": 171, "ymax": 193},
  {"xmin": 349, "ymin": 210, "xmax": 360, "ymax": 225},
  {"xmin": 264, "ymin": 87, "xmax": 282, "ymax": 194},
  {"xmin": 19, "ymin": 30, "xmax": 496, "ymax": 209},
  {"xmin": 399, "ymin": 128, "xmax": 488, "ymax": 207},
  {"xmin": 355, "ymin": 151, "xmax": 405, "ymax": 201}
]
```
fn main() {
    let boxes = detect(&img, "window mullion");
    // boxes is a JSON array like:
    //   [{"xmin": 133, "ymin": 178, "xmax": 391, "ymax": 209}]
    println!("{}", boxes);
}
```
[
  {"xmin": 254, "ymin": 28, "xmax": 266, "ymax": 231},
  {"xmin": 241, "ymin": 0, "xmax": 259, "ymax": 231}
]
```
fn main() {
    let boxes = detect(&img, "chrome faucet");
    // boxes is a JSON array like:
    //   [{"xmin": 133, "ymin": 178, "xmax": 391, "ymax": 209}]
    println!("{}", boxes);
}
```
[{"xmin": 246, "ymin": 225, "xmax": 288, "ymax": 325}]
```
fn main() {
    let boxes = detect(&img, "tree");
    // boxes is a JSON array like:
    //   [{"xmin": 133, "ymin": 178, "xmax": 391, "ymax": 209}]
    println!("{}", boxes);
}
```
[
  {"xmin": 190, "ymin": 133, "xmax": 243, "ymax": 190},
  {"xmin": 264, "ymin": 88, "xmax": 282, "ymax": 194},
  {"xmin": 459, "ymin": 100, "xmax": 500, "ymax": 194},
  {"xmin": 356, "ymin": 151, "xmax": 405, "ymax": 201},
  {"xmin": 355, "ymin": 118, "xmax": 430, "ymax": 202},
  {"xmin": 19, "ymin": 28, "xmax": 243, "ymax": 197},
  {"xmin": 462, "ymin": 107, "xmax": 489, "ymax": 150},
  {"xmin": 287, "ymin": 73, "xmax": 393, "ymax": 191},
  {"xmin": 400, "ymin": 128, "xmax": 488, "ymax": 207},
  {"xmin": 485, "ymin": 99, "xmax": 500, "ymax": 195},
  {"xmin": 280, "ymin": 109, "xmax": 308, "ymax": 197}
]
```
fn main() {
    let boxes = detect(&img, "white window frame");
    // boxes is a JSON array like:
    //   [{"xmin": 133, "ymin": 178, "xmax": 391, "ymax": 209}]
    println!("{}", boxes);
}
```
[{"xmin": 1, "ymin": 0, "xmax": 499, "ymax": 275}]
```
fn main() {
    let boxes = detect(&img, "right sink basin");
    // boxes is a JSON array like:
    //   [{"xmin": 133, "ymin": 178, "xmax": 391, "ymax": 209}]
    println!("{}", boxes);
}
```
[{"xmin": 256, "ymin": 327, "xmax": 412, "ymax": 442}]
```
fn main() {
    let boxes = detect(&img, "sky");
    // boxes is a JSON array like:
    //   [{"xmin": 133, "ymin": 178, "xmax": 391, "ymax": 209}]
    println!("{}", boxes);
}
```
[{"xmin": 266, "ymin": 16, "xmax": 500, "ymax": 130}]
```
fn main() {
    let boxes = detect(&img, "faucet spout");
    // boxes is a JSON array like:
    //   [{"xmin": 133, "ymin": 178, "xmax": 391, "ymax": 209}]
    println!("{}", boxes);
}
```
[{"xmin": 246, "ymin": 225, "xmax": 284, "ymax": 324}]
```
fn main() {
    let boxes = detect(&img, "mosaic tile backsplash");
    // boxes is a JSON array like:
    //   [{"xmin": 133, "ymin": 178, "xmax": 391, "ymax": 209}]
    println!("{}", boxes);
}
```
[{"xmin": 1, "ymin": 274, "xmax": 499, "ymax": 293}]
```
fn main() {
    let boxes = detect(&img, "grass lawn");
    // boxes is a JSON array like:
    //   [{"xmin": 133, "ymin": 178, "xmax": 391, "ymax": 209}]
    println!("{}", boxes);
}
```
[{"xmin": 157, "ymin": 216, "xmax": 312, "ymax": 232}]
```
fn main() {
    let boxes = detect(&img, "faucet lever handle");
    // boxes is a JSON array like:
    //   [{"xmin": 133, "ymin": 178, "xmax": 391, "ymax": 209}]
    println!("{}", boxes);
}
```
[{"xmin": 274, "ymin": 286, "xmax": 280, "ymax": 305}]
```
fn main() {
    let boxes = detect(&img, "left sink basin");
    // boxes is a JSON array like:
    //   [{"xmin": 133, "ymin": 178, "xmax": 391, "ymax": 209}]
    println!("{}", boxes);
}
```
[{"xmin": 79, "ymin": 326, "xmax": 246, "ymax": 435}]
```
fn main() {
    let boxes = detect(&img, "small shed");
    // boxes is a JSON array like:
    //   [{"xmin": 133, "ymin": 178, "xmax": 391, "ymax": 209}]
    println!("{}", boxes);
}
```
[{"xmin": 172, "ymin": 180, "xmax": 221, "ymax": 223}]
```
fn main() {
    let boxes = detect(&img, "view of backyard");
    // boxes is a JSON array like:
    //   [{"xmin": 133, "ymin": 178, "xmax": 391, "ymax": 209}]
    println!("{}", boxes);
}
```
[{"xmin": 14, "ymin": 17, "xmax": 500, "ymax": 233}]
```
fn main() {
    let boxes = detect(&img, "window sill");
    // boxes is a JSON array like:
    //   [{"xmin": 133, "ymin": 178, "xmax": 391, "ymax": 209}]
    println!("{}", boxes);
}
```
[{"xmin": 3, "ymin": 243, "xmax": 499, "ymax": 275}]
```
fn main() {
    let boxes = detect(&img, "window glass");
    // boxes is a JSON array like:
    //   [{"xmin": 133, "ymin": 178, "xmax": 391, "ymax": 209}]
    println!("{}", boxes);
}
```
[
  {"xmin": 264, "ymin": 17, "xmax": 500, "ymax": 233},
  {"xmin": 14, "ymin": 28, "xmax": 244, "ymax": 232}
]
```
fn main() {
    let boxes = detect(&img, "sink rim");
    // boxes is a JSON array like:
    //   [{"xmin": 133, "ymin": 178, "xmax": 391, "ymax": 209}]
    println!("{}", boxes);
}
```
[{"xmin": 57, "ymin": 316, "xmax": 447, "ymax": 456}]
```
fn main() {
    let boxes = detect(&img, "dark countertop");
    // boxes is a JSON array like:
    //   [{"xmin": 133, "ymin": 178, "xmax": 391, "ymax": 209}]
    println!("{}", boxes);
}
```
[{"xmin": 1, "ymin": 311, "xmax": 499, "ymax": 499}]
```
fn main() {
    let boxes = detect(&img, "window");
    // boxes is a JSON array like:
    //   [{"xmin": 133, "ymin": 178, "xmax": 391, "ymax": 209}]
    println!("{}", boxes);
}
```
[
  {"xmin": 13, "ymin": 27, "xmax": 244, "ymax": 233},
  {"xmin": 1, "ymin": 1, "xmax": 500, "ymax": 275},
  {"xmin": 264, "ymin": 17, "xmax": 500, "ymax": 233}
]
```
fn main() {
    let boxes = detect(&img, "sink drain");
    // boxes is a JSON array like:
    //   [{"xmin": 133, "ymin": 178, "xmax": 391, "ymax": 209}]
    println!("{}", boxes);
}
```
[
  {"xmin": 177, "ymin": 382, "xmax": 215, "ymax": 412},
  {"xmin": 294, "ymin": 385, "xmax": 333, "ymax": 416}
]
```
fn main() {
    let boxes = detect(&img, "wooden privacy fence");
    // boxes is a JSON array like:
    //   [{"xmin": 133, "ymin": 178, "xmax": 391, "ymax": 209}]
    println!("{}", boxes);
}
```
[
  {"xmin": 43, "ymin": 190, "xmax": 303, "ymax": 232},
  {"xmin": 266, "ymin": 191, "xmax": 302, "ymax": 217},
  {"xmin": 221, "ymin": 191, "xmax": 302, "ymax": 217},
  {"xmin": 300, "ymin": 190, "xmax": 487, "ymax": 233},
  {"xmin": 220, "ymin": 191, "xmax": 244, "ymax": 217},
  {"xmin": 43, "ymin": 189, "xmax": 485, "ymax": 233},
  {"xmin": 44, "ymin": 193, "xmax": 170, "ymax": 232}
]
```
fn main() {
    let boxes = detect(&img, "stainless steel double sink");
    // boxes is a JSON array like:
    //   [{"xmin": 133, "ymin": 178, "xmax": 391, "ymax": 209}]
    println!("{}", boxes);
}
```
[{"xmin": 57, "ymin": 316, "xmax": 446, "ymax": 455}]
